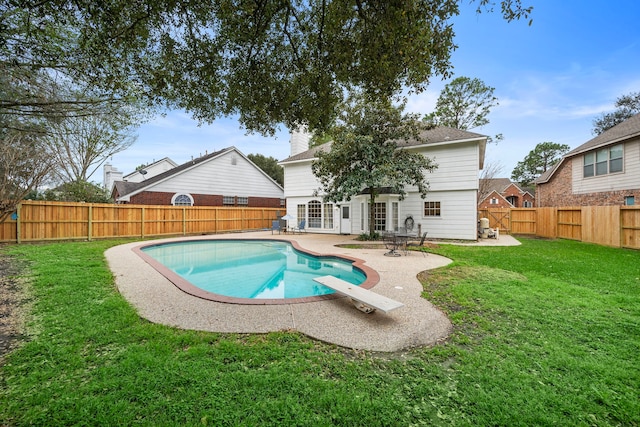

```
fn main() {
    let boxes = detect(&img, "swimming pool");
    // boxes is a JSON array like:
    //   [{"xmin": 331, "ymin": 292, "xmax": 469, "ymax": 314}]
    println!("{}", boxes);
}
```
[{"xmin": 135, "ymin": 239, "xmax": 376, "ymax": 304}]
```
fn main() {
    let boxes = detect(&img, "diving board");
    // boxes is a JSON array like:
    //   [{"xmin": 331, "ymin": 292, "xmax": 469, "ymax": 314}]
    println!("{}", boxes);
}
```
[{"xmin": 313, "ymin": 275, "xmax": 404, "ymax": 314}]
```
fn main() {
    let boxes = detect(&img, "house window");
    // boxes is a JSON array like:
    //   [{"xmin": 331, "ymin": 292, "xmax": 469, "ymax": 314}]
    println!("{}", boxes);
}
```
[
  {"xmin": 172, "ymin": 193, "xmax": 193, "ymax": 206},
  {"xmin": 424, "ymin": 201, "xmax": 441, "ymax": 217},
  {"xmin": 297, "ymin": 204, "xmax": 306, "ymax": 225},
  {"xmin": 223, "ymin": 196, "xmax": 235, "ymax": 206},
  {"xmin": 237, "ymin": 197, "xmax": 248, "ymax": 206},
  {"xmin": 584, "ymin": 144, "xmax": 623, "ymax": 177},
  {"xmin": 523, "ymin": 200, "xmax": 532, "ymax": 208},
  {"xmin": 392, "ymin": 202, "xmax": 399, "ymax": 231},
  {"xmin": 490, "ymin": 198, "xmax": 498, "ymax": 205},
  {"xmin": 583, "ymin": 152, "xmax": 594, "ymax": 177},
  {"xmin": 610, "ymin": 145, "xmax": 623, "ymax": 173},
  {"xmin": 625, "ymin": 196, "xmax": 635, "ymax": 206},
  {"xmin": 308, "ymin": 200, "xmax": 322, "ymax": 228},
  {"xmin": 373, "ymin": 202, "xmax": 387, "ymax": 231},
  {"xmin": 323, "ymin": 203, "xmax": 334, "ymax": 229}
]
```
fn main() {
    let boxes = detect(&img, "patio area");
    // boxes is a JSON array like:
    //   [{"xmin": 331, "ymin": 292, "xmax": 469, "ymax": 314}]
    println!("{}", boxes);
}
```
[{"xmin": 106, "ymin": 231, "xmax": 520, "ymax": 352}]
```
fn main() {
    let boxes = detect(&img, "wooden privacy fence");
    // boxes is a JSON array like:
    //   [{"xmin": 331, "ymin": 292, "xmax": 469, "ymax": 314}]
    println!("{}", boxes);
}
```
[
  {"xmin": 0, "ymin": 201, "xmax": 282, "ymax": 243},
  {"xmin": 478, "ymin": 206, "xmax": 640, "ymax": 250}
]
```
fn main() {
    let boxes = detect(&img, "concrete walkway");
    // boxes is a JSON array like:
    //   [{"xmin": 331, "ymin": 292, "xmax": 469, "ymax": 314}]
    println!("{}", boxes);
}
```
[{"xmin": 106, "ymin": 232, "xmax": 520, "ymax": 352}]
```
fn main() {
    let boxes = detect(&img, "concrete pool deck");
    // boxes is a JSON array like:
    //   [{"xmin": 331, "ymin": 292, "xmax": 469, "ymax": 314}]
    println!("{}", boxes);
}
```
[{"xmin": 106, "ymin": 232, "xmax": 520, "ymax": 352}]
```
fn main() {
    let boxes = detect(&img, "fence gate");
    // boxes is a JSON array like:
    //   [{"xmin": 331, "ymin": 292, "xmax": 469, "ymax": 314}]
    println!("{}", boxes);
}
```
[{"xmin": 484, "ymin": 209, "xmax": 510, "ymax": 233}]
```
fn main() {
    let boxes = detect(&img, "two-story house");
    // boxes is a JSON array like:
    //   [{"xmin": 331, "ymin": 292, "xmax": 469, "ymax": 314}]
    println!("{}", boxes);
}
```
[
  {"xmin": 279, "ymin": 128, "xmax": 487, "ymax": 240},
  {"xmin": 478, "ymin": 178, "xmax": 535, "ymax": 209},
  {"xmin": 536, "ymin": 113, "xmax": 640, "ymax": 207}
]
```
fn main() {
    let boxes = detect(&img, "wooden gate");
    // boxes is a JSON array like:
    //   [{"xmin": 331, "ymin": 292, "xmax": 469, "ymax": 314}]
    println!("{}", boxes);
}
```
[{"xmin": 478, "ymin": 208, "xmax": 510, "ymax": 233}]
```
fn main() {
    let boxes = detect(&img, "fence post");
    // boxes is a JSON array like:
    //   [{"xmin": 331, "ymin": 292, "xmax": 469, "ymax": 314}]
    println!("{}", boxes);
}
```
[
  {"xmin": 141, "ymin": 207, "xmax": 145, "ymax": 238},
  {"xmin": 16, "ymin": 203, "xmax": 21, "ymax": 244},
  {"xmin": 183, "ymin": 207, "xmax": 187, "ymax": 235},
  {"xmin": 88, "ymin": 205, "xmax": 93, "ymax": 241}
]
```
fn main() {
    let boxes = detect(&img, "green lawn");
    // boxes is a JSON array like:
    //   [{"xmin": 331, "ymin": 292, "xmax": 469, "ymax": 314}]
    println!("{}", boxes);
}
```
[{"xmin": 1, "ymin": 237, "xmax": 638, "ymax": 426}]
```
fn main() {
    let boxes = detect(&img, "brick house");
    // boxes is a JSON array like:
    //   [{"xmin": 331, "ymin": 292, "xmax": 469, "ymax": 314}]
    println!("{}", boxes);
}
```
[
  {"xmin": 478, "ymin": 178, "xmax": 535, "ymax": 209},
  {"xmin": 535, "ymin": 113, "xmax": 640, "ymax": 207},
  {"xmin": 112, "ymin": 147, "xmax": 284, "ymax": 207}
]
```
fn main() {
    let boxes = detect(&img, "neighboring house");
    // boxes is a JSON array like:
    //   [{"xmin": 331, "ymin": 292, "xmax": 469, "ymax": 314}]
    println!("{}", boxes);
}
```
[
  {"xmin": 123, "ymin": 157, "xmax": 179, "ymax": 183},
  {"xmin": 535, "ymin": 113, "xmax": 640, "ymax": 207},
  {"xmin": 279, "ymin": 128, "xmax": 487, "ymax": 240},
  {"xmin": 478, "ymin": 178, "xmax": 535, "ymax": 209},
  {"xmin": 112, "ymin": 147, "xmax": 284, "ymax": 207}
]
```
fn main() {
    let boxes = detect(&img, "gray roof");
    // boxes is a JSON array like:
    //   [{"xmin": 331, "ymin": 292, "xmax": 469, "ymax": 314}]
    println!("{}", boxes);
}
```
[
  {"xmin": 279, "ymin": 126, "xmax": 487, "ymax": 163},
  {"xmin": 566, "ymin": 112, "xmax": 640, "ymax": 156},
  {"xmin": 480, "ymin": 178, "xmax": 514, "ymax": 194},
  {"xmin": 536, "ymin": 112, "xmax": 640, "ymax": 184}
]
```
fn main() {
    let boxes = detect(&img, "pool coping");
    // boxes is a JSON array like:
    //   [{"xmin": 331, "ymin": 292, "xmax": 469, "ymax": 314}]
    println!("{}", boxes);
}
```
[
  {"xmin": 106, "ymin": 231, "xmax": 519, "ymax": 351},
  {"xmin": 132, "ymin": 238, "xmax": 380, "ymax": 305}
]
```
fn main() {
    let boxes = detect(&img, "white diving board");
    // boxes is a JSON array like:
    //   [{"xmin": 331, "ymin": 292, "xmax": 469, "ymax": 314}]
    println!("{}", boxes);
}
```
[{"xmin": 313, "ymin": 275, "xmax": 404, "ymax": 314}]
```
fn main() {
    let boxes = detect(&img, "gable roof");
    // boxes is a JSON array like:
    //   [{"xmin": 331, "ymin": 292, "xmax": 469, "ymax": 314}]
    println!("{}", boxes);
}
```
[
  {"xmin": 536, "ymin": 112, "xmax": 640, "ymax": 184},
  {"xmin": 113, "ymin": 147, "xmax": 283, "ymax": 200},
  {"xmin": 479, "ymin": 189, "xmax": 513, "ymax": 207},
  {"xmin": 480, "ymin": 178, "xmax": 514, "ymax": 195},
  {"xmin": 565, "ymin": 112, "xmax": 640, "ymax": 157},
  {"xmin": 122, "ymin": 157, "xmax": 178, "ymax": 180},
  {"xmin": 279, "ymin": 126, "xmax": 487, "ymax": 164}
]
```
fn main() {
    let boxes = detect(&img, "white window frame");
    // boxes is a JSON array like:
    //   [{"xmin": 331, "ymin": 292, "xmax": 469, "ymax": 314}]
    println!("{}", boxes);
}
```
[{"xmin": 171, "ymin": 193, "xmax": 194, "ymax": 206}]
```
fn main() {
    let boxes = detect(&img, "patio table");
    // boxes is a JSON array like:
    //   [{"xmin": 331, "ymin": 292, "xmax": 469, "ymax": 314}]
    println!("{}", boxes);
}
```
[{"xmin": 383, "ymin": 231, "xmax": 417, "ymax": 256}]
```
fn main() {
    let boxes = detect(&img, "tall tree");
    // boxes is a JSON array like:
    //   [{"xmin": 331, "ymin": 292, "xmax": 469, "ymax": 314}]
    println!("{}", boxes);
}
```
[
  {"xmin": 312, "ymin": 94, "xmax": 437, "ymax": 238},
  {"xmin": 511, "ymin": 142, "xmax": 570, "ymax": 187},
  {"xmin": 46, "ymin": 104, "xmax": 139, "ymax": 183},
  {"xmin": 2, "ymin": 1, "xmax": 532, "ymax": 134},
  {"xmin": 0, "ymin": 130, "xmax": 56, "ymax": 222},
  {"xmin": 424, "ymin": 76, "xmax": 499, "ymax": 130},
  {"xmin": 247, "ymin": 154, "xmax": 284, "ymax": 187},
  {"xmin": 592, "ymin": 92, "xmax": 640, "ymax": 135}
]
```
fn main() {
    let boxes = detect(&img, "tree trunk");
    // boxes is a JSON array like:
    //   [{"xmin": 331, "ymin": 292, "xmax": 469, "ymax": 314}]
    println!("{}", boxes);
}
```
[{"xmin": 369, "ymin": 190, "xmax": 377, "ymax": 239}]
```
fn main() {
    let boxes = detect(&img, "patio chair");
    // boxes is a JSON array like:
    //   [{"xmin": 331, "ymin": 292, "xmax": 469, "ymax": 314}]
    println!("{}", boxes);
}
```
[
  {"xmin": 292, "ymin": 219, "xmax": 306, "ymax": 234},
  {"xmin": 271, "ymin": 220, "xmax": 281, "ymax": 234},
  {"xmin": 383, "ymin": 232, "xmax": 401, "ymax": 257},
  {"xmin": 407, "ymin": 232, "xmax": 428, "ymax": 256}
]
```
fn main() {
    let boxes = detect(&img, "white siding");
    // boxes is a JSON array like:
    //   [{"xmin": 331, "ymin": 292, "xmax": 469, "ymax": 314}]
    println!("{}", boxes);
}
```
[
  {"xmin": 572, "ymin": 139, "xmax": 640, "ymax": 194},
  {"xmin": 411, "ymin": 141, "xmax": 480, "ymax": 192},
  {"xmin": 408, "ymin": 190, "xmax": 478, "ymax": 240},
  {"xmin": 282, "ymin": 162, "xmax": 322, "ymax": 197},
  {"xmin": 147, "ymin": 150, "xmax": 283, "ymax": 198},
  {"xmin": 281, "ymin": 138, "xmax": 482, "ymax": 240},
  {"xmin": 125, "ymin": 159, "xmax": 177, "ymax": 183},
  {"xmin": 347, "ymin": 190, "xmax": 477, "ymax": 240}
]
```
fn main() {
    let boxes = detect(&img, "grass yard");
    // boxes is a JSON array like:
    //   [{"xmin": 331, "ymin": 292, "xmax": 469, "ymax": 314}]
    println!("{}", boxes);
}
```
[{"xmin": 0, "ymin": 237, "xmax": 638, "ymax": 426}]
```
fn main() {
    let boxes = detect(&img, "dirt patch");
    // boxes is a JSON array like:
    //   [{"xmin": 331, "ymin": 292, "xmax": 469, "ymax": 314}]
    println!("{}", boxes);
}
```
[{"xmin": 0, "ymin": 251, "xmax": 28, "ymax": 361}]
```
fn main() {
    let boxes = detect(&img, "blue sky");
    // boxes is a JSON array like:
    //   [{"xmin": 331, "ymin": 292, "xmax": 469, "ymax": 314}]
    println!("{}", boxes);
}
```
[{"xmin": 106, "ymin": 1, "xmax": 640, "ymax": 183}]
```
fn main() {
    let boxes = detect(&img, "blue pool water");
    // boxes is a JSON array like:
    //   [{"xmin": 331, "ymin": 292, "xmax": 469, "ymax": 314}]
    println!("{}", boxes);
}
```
[{"xmin": 141, "ymin": 240, "xmax": 366, "ymax": 299}]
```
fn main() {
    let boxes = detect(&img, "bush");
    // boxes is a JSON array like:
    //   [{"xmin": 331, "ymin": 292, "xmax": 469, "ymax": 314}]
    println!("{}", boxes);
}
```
[{"xmin": 356, "ymin": 232, "xmax": 380, "ymax": 241}]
